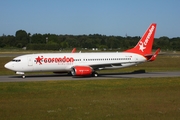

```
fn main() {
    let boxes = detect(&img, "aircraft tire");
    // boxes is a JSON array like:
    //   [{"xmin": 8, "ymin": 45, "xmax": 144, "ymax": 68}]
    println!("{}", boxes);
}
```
[
  {"xmin": 22, "ymin": 75, "xmax": 26, "ymax": 79},
  {"xmin": 92, "ymin": 72, "xmax": 98, "ymax": 77}
]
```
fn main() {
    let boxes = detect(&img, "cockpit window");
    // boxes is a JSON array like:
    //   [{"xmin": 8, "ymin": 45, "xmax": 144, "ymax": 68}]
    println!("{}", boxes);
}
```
[{"xmin": 12, "ymin": 59, "xmax": 21, "ymax": 62}]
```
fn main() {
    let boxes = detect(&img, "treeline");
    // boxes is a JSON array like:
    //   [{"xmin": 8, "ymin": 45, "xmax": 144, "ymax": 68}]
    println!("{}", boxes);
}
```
[{"xmin": 0, "ymin": 30, "xmax": 180, "ymax": 51}]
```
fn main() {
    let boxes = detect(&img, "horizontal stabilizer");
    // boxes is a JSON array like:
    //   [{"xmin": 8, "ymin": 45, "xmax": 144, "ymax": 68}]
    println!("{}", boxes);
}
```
[{"xmin": 147, "ymin": 48, "xmax": 161, "ymax": 61}]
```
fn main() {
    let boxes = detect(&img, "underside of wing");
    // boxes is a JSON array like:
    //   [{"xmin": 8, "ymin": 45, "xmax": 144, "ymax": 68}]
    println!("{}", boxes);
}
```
[{"xmin": 90, "ymin": 63, "xmax": 122, "ymax": 70}]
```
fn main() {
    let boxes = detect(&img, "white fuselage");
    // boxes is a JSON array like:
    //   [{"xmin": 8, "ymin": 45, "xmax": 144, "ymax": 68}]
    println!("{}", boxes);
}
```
[{"xmin": 4, "ymin": 52, "xmax": 146, "ymax": 74}]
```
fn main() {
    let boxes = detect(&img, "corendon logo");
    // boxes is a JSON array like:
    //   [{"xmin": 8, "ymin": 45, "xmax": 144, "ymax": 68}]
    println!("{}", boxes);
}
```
[
  {"xmin": 35, "ymin": 56, "xmax": 74, "ymax": 65},
  {"xmin": 36, "ymin": 56, "xmax": 43, "ymax": 64},
  {"xmin": 139, "ymin": 25, "xmax": 155, "ymax": 52}
]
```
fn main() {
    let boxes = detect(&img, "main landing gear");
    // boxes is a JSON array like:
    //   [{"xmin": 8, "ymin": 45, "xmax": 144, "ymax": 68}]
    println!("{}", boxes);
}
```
[
  {"xmin": 22, "ymin": 75, "xmax": 26, "ymax": 79},
  {"xmin": 92, "ymin": 72, "xmax": 98, "ymax": 77}
]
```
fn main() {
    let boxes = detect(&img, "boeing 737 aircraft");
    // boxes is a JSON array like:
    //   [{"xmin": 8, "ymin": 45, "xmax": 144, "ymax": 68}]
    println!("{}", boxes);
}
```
[{"xmin": 4, "ymin": 23, "xmax": 160, "ymax": 78}]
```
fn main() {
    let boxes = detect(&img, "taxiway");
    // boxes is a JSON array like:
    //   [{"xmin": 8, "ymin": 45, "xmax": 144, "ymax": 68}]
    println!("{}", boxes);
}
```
[{"xmin": 0, "ymin": 71, "xmax": 180, "ymax": 82}]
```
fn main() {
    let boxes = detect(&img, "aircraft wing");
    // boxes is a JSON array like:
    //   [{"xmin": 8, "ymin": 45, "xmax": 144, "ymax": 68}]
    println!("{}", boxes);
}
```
[{"xmin": 88, "ymin": 62, "xmax": 134, "ymax": 70}]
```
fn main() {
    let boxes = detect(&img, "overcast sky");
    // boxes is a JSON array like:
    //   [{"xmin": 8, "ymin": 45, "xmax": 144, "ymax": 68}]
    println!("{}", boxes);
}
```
[{"xmin": 1, "ymin": 0, "xmax": 180, "ymax": 38}]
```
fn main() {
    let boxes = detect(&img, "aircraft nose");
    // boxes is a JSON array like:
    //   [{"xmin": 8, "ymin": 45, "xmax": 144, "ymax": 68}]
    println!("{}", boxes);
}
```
[{"xmin": 4, "ymin": 62, "xmax": 12, "ymax": 70}]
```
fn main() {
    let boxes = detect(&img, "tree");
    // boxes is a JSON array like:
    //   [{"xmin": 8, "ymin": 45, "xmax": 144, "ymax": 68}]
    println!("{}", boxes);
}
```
[
  {"xmin": 157, "ymin": 36, "xmax": 169, "ymax": 50},
  {"xmin": 15, "ymin": 30, "xmax": 28, "ymax": 48},
  {"xmin": 31, "ymin": 34, "xmax": 45, "ymax": 44},
  {"xmin": 0, "ymin": 30, "xmax": 180, "ymax": 51}
]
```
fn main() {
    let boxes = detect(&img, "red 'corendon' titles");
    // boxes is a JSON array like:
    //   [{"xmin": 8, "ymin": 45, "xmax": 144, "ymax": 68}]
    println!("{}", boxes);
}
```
[{"xmin": 35, "ymin": 56, "xmax": 74, "ymax": 65}]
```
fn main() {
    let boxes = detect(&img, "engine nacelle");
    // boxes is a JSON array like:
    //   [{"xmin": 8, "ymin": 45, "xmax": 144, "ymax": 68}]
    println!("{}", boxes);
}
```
[{"xmin": 71, "ymin": 66, "xmax": 92, "ymax": 76}]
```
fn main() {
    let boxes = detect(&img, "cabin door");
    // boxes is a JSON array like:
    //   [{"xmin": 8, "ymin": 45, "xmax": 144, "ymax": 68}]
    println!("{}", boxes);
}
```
[{"xmin": 27, "ymin": 56, "xmax": 33, "ymax": 66}]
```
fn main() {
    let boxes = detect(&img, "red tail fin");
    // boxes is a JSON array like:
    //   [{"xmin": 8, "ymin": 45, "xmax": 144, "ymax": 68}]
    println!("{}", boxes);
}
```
[{"xmin": 125, "ymin": 23, "xmax": 156, "ymax": 55}]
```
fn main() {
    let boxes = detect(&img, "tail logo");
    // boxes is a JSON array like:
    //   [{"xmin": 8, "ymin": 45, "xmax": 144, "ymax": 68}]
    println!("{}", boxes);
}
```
[
  {"xmin": 139, "ymin": 25, "xmax": 155, "ymax": 52},
  {"xmin": 139, "ymin": 41, "xmax": 146, "ymax": 52}
]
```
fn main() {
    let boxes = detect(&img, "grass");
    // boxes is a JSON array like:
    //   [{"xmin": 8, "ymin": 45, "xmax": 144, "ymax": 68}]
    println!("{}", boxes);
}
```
[
  {"xmin": 0, "ymin": 57, "xmax": 14, "ymax": 75},
  {"xmin": 0, "ymin": 51, "xmax": 180, "ymax": 119},
  {"xmin": 0, "ymin": 77, "xmax": 180, "ymax": 120}
]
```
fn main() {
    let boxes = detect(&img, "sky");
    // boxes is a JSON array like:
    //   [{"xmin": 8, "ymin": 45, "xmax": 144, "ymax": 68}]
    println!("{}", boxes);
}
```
[{"xmin": 1, "ymin": 0, "xmax": 180, "ymax": 38}]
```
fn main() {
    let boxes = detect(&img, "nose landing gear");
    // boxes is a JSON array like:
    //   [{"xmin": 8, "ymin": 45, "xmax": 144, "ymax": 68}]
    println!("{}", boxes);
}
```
[
  {"xmin": 22, "ymin": 75, "xmax": 26, "ymax": 79},
  {"xmin": 16, "ymin": 72, "xmax": 25, "ymax": 79}
]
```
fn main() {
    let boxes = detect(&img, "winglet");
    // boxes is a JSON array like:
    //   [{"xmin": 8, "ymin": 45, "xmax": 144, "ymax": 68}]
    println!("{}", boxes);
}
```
[
  {"xmin": 71, "ymin": 48, "xmax": 76, "ymax": 53},
  {"xmin": 125, "ymin": 23, "xmax": 157, "ymax": 56}
]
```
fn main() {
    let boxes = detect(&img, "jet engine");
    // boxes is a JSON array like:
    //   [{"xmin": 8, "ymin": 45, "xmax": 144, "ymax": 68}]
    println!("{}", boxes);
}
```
[{"xmin": 71, "ymin": 66, "xmax": 93, "ymax": 76}]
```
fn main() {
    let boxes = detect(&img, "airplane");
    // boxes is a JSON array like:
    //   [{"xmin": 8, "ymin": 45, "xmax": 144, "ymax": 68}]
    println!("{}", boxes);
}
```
[{"xmin": 4, "ymin": 23, "xmax": 160, "ymax": 78}]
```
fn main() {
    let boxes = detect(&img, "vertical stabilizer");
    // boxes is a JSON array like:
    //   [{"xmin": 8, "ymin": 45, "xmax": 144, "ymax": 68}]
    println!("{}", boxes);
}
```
[{"xmin": 125, "ymin": 23, "xmax": 156, "ymax": 55}]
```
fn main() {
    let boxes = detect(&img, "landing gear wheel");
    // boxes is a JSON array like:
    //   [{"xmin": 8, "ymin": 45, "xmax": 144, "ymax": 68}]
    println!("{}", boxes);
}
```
[
  {"xmin": 22, "ymin": 75, "xmax": 26, "ymax": 79},
  {"xmin": 92, "ymin": 72, "xmax": 98, "ymax": 77},
  {"xmin": 94, "ymin": 73, "xmax": 98, "ymax": 77}
]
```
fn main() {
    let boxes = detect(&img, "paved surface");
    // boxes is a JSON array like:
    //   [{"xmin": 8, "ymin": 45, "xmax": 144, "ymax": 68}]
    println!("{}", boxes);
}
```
[{"xmin": 0, "ymin": 71, "xmax": 180, "ymax": 82}]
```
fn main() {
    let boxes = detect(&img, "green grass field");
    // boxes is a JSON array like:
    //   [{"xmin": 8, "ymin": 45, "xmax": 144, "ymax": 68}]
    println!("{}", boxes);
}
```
[
  {"xmin": 0, "ymin": 78, "xmax": 180, "ymax": 120},
  {"xmin": 0, "ymin": 52, "xmax": 180, "ymax": 119}
]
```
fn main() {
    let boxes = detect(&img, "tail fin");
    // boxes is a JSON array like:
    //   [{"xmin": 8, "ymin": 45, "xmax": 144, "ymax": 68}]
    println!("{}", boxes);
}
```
[{"xmin": 125, "ymin": 23, "xmax": 156, "ymax": 56}]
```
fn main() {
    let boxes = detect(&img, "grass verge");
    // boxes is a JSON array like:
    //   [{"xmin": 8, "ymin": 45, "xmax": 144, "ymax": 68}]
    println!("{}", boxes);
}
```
[{"xmin": 0, "ymin": 77, "xmax": 180, "ymax": 120}]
